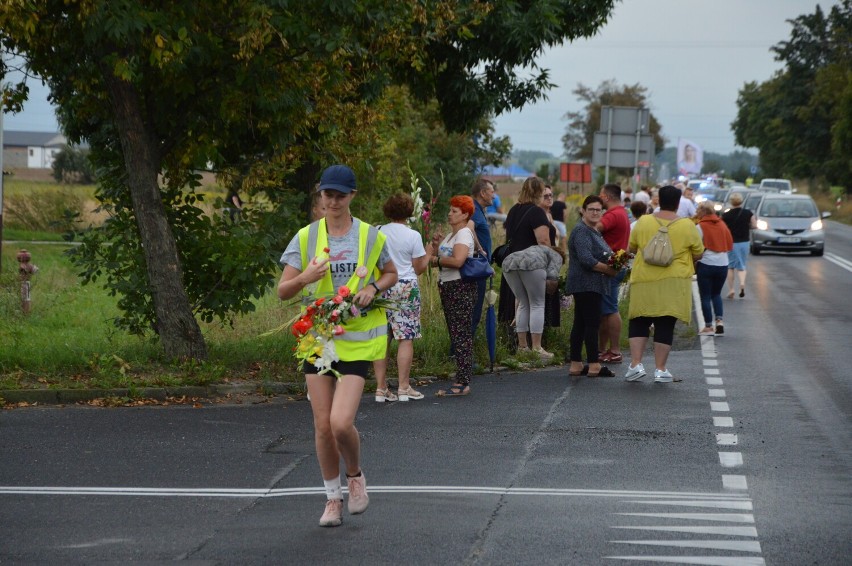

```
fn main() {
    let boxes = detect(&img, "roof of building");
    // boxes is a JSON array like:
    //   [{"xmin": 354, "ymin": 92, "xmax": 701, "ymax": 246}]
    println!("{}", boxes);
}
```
[
  {"xmin": 3, "ymin": 130, "xmax": 66, "ymax": 148},
  {"xmin": 480, "ymin": 163, "xmax": 534, "ymax": 178}
]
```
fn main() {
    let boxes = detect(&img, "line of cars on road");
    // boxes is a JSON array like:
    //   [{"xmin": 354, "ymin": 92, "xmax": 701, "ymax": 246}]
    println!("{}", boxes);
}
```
[{"xmin": 690, "ymin": 178, "xmax": 831, "ymax": 256}]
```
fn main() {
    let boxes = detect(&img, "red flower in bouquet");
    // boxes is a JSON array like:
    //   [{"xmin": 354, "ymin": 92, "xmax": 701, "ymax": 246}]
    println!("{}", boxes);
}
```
[
  {"xmin": 264, "ymin": 284, "xmax": 398, "ymax": 378},
  {"xmin": 606, "ymin": 249, "xmax": 634, "ymax": 271}
]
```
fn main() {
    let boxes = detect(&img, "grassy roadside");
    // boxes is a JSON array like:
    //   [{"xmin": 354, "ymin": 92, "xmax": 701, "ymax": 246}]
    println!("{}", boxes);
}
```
[{"xmin": 0, "ymin": 243, "xmax": 571, "ymax": 396}]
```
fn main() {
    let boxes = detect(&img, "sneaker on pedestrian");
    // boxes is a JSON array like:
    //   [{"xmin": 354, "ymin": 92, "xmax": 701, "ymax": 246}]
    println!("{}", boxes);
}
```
[
  {"xmin": 715, "ymin": 320, "xmax": 724, "ymax": 335},
  {"xmin": 624, "ymin": 363, "xmax": 646, "ymax": 381},
  {"xmin": 654, "ymin": 369, "xmax": 674, "ymax": 383},
  {"xmin": 698, "ymin": 326, "xmax": 715, "ymax": 337},
  {"xmin": 346, "ymin": 472, "xmax": 369, "ymax": 515},
  {"xmin": 397, "ymin": 386, "xmax": 424, "ymax": 402},
  {"xmin": 533, "ymin": 347, "xmax": 554, "ymax": 360},
  {"xmin": 319, "ymin": 499, "xmax": 343, "ymax": 527},
  {"xmin": 375, "ymin": 388, "xmax": 398, "ymax": 403}
]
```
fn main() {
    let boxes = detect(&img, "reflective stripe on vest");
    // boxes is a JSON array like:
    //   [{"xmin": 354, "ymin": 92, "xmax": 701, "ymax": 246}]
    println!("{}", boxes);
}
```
[{"xmin": 297, "ymin": 218, "xmax": 388, "ymax": 361}]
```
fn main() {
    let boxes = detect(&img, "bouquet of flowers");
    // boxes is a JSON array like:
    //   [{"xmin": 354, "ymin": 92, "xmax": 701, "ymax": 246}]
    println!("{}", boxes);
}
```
[
  {"xmin": 267, "ymin": 285, "xmax": 397, "ymax": 378},
  {"xmin": 606, "ymin": 249, "xmax": 634, "ymax": 271}
]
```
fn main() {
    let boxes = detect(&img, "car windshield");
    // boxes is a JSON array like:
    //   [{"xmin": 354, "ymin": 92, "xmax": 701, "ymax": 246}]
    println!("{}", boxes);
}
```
[
  {"xmin": 714, "ymin": 189, "xmax": 730, "ymax": 201},
  {"xmin": 744, "ymin": 194, "xmax": 763, "ymax": 211},
  {"xmin": 762, "ymin": 181, "xmax": 790, "ymax": 191},
  {"xmin": 760, "ymin": 199, "xmax": 817, "ymax": 218}
]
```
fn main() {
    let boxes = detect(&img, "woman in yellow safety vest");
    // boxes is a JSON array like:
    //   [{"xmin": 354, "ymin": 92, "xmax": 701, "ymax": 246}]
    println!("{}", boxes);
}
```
[{"xmin": 277, "ymin": 164, "xmax": 398, "ymax": 528}]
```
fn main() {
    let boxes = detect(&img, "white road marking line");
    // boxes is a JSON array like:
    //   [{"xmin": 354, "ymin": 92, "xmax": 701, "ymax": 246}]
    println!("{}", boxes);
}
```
[
  {"xmin": 706, "ymin": 377, "xmax": 723, "ymax": 385},
  {"xmin": 709, "ymin": 389, "xmax": 726, "ymax": 397},
  {"xmin": 612, "ymin": 525, "xmax": 758, "ymax": 536},
  {"xmin": 611, "ymin": 540, "xmax": 762, "ymax": 552},
  {"xmin": 702, "ymin": 359, "xmax": 719, "ymax": 366},
  {"xmin": 622, "ymin": 500, "xmax": 752, "ymax": 510},
  {"xmin": 713, "ymin": 417, "xmax": 734, "ymax": 427},
  {"xmin": 606, "ymin": 556, "xmax": 765, "ymax": 565},
  {"xmin": 0, "ymin": 486, "xmax": 753, "ymax": 499},
  {"xmin": 723, "ymin": 475, "xmax": 748, "ymax": 490},
  {"xmin": 704, "ymin": 368, "xmax": 720, "ymax": 375},
  {"xmin": 702, "ymin": 351, "xmax": 717, "ymax": 358},
  {"xmin": 716, "ymin": 434, "xmax": 738, "ymax": 446},
  {"xmin": 719, "ymin": 452, "xmax": 744, "ymax": 467},
  {"xmin": 825, "ymin": 252, "xmax": 852, "ymax": 272},
  {"xmin": 710, "ymin": 402, "xmax": 730, "ymax": 412},
  {"xmin": 615, "ymin": 512, "xmax": 754, "ymax": 523}
]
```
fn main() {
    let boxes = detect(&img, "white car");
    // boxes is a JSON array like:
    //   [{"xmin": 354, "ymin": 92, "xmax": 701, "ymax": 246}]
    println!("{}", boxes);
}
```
[{"xmin": 750, "ymin": 194, "xmax": 830, "ymax": 256}]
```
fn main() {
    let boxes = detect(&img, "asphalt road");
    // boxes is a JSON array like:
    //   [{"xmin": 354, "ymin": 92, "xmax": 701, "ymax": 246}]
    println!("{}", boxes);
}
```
[{"xmin": 1, "ymin": 221, "xmax": 850, "ymax": 565}]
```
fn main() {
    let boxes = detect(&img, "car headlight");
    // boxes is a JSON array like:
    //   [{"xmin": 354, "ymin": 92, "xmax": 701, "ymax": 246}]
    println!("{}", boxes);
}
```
[
  {"xmin": 810, "ymin": 219, "xmax": 823, "ymax": 231},
  {"xmin": 756, "ymin": 219, "xmax": 768, "ymax": 230}
]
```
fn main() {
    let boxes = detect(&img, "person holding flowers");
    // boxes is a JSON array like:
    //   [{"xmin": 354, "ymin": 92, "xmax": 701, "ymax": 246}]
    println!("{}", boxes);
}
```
[
  {"xmin": 565, "ymin": 195, "xmax": 619, "ymax": 378},
  {"xmin": 372, "ymin": 193, "xmax": 428, "ymax": 402},
  {"xmin": 596, "ymin": 183, "xmax": 631, "ymax": 364},
  {"xmin": 277, "ymin": 164, "xmax": 397, "ymax": 528}
]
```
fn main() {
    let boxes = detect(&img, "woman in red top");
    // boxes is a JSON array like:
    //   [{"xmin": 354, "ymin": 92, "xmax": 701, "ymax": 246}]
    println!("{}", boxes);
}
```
[{"xmin": 695, "ymin": 202, "xmax": 734, "ymax": 336}]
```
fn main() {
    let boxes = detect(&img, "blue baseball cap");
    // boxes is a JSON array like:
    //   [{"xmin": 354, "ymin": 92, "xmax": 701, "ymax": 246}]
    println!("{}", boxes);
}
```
[{"xmin": 318, "ymin": 165, "xmax": 356, "ymax": 193}]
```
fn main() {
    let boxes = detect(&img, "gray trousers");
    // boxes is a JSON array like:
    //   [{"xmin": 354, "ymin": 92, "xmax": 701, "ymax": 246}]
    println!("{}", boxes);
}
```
[{"xmin": 502, "ymin": 268, "xmax": 547, "ymax": 334}]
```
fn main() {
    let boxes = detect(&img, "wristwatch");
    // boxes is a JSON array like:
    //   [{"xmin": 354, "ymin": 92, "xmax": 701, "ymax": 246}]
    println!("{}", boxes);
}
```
[{"xmin": 370, "ymin": 282, "xmax": 382, "ymax": 293}]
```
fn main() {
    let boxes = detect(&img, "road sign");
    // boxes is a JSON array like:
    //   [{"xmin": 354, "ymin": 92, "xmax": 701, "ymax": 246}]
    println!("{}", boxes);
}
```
[
  {"xmin": 599, "ymin": 106, "xmax": 650, "ymax": 133},
  {"xmin": 592, "ymin": 132, "xmax": 655, "ymax": 168}
]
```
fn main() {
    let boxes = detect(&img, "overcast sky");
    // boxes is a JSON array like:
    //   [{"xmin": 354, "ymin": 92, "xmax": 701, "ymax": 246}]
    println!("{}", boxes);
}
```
[
  {"xmin": 2, "ymin": 0, "xmax": 839, "ymax": 158},
  {"xmin": 493, "ymin": 0, "xmax": 840, "ymax": 157}
]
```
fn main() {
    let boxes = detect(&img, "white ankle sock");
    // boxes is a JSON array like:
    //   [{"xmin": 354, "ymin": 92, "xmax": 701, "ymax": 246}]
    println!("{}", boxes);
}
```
[{"xmin": 323, "ymin": 477, "xmax": 342, "ymax": 500}]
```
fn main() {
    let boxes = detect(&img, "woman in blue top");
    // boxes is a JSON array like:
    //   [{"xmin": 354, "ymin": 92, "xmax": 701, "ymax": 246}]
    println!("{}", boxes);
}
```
[{"xmin": 565, "ymin": 195, "xmax": 618, "ymax": 378}]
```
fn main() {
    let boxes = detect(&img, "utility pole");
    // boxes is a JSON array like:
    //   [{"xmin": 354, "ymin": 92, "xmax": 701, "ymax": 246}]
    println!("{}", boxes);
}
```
[{"xmin": 1, "ymin": 110, "xmax": 5, "ymax": 273}]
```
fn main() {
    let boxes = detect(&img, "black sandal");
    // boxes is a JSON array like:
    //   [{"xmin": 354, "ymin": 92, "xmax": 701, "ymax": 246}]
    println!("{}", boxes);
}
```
[
  {"xmin": 436, "ymin": 384, "xmax": 470, "ymax": 397},
  {"xmin": 588, "ymin": 366, "xmax": 615, "ymax": 378}
]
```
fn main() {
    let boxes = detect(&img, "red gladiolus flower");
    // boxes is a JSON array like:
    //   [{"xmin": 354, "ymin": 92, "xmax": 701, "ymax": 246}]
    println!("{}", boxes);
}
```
[
  {"xmin": 292, "ymin": 318, "xmax": 313, "ymax": 336},
  {"xmin": 314, "ymin": 298, "xmax": 326, "ymax": 306}
]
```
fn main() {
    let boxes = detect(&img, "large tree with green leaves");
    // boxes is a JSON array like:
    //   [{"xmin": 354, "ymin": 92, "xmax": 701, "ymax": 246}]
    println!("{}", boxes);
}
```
[
  {"xmin": 1, "ymin": 0, "xmax": 617, "ymax": 360},
  {"xmin": 732, "ymin": 1, "xmax": 851, "ymax": 188},
  {"xmin": 561, "ymin": 79, "xmax": 666, "ymax": 162}
]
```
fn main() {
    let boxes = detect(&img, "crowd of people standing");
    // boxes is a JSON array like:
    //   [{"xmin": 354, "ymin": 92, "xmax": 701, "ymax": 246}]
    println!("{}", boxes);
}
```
[{"xmin": 277, "ymin": 164, "xmax": 756, "ymax": 528}]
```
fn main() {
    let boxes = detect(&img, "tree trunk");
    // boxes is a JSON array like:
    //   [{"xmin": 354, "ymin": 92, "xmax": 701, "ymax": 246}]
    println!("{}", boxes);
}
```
[{"xmin": 103, "ymin": 74, "xmax": 208, "ymax": 360}]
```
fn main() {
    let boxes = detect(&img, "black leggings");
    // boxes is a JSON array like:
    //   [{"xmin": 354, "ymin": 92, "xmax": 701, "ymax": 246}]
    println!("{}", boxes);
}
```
[
  {"xmin": 569, "ymin": 292, "xmax": 602, "ymax": 363},
  {"xmin": 628, "ymin": 316, "xmax": 677, "ymax": 346}
]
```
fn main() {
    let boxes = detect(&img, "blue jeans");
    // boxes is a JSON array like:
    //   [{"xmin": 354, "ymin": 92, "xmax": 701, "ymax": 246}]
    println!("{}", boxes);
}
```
[{"xmin": 696, "ymin": 263, "xmax": 727, "ymax": 325}]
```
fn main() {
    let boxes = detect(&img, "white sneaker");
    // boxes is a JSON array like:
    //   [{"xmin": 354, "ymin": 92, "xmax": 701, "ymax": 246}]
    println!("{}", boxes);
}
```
[
  {"xmin": 533, "ymin": 347, "xmax": 554, "ymax": 359},
  {"xmin": 624, "ymin": 363, "xmax": 646, "ymax": 381},
  {"xmin": 654, "ymin": 369, "xmax": 674, "ymax": 383},
  {"xmin": 698, "ymin": 327, "xmax": 715, "ymax": 337},
  {"xmin": 346, "ymin": 472, "xmax": 369, "ymax": 515},
  {"xmin": 318, "ymin": 499, "xmax": 343, "ymax": 527}
]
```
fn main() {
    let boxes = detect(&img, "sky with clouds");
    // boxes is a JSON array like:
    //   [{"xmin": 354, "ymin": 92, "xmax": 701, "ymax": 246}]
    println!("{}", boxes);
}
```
[
  {"xmin": 492, "ymin": 0, "xmax": 840, "ymax": 157},
  {"xmin": 2, "ymin": 0, "xmax": 839, "ymax": 159}
]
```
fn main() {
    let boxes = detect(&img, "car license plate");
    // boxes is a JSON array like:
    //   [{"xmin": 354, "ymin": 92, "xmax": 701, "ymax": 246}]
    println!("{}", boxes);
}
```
[{"xmin": 778, "ymin": 236, "xmax": 801, "ymax": 243}]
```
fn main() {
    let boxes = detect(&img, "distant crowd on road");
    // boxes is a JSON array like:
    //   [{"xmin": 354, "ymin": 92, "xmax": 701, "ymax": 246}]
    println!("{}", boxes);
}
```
[{"xmin": 276, "ymin": 164, "xmax": 759, "ymax": 527}]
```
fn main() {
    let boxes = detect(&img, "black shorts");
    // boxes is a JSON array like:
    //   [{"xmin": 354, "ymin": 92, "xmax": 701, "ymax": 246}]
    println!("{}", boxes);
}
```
[{"xmin": 302, "ymin": 359, "xmax": 370, "ymax": 378}]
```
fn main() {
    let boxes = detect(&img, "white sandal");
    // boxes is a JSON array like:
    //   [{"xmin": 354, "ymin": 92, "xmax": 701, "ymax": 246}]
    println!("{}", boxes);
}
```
[
  {"xmin": 397, "ymin": 386, "xmax": 424, "ymax": 402},
  {"xmin": 375, "ymin": 388, "xmax": 398, "ymax": 403}
]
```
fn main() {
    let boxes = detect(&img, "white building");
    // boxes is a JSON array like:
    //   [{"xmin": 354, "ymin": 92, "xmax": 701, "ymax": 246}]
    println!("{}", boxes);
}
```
[{"xmin": 2, "ymin": 130, "xmax": 66, "ymax": 169}]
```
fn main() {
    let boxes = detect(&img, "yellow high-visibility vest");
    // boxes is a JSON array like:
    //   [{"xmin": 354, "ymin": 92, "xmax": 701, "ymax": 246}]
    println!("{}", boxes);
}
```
[{"xmin": 297, "ymin": 218, "xmax": 388, "ymax": 361}]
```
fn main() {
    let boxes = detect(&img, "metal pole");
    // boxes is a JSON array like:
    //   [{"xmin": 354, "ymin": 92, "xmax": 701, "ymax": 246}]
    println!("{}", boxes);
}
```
[
  {"xmin": 604, "ymin": 107, "xmax": 613, "ymax": 184},
  {"xmin": 632, "ymin": 109, "xmax": 643, "ymax": 193}
]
